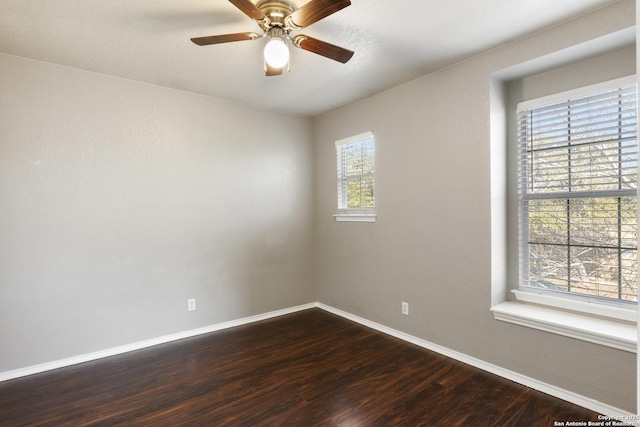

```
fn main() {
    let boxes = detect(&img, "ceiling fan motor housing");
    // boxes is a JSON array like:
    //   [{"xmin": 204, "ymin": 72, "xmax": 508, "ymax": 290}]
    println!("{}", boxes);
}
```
[{"xmin": 256, "ymin": 0, "xmax": 296, "ymax": 30}]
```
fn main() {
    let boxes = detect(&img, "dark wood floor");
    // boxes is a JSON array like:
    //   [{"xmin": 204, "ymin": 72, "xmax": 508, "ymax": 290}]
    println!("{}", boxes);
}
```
[{"xmin": 0, "ymin": 309, "xmax": 602, "ymax": 426}]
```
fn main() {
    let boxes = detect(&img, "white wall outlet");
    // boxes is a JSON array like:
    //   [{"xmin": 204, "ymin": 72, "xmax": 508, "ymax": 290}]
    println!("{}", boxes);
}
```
[
  {"xmin": 401, "ymin": 301, "xmax": 409, "ymax": 316},
  {"xmin": 187, "ymin": 298, "xmax": 196, "ymax": 312}
]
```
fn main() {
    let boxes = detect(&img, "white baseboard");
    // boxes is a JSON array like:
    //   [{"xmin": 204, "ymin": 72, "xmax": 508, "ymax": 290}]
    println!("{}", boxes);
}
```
[
  {"xmin": 0, "ymin": 301, "xmax": 633, "ymax": 419},
  {"xmin": 317, "ymin": 303, "xmax": 633, "ymax": 419},
  {"xmin": 0, "ymin": 303, "xmax": 316, "ymax": 383}
]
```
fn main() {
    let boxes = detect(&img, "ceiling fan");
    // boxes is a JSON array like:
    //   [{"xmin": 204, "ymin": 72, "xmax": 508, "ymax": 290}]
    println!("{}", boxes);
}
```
[{"xmin": 191, "ymin": 0, "xmax": 354, "ymax": 76}]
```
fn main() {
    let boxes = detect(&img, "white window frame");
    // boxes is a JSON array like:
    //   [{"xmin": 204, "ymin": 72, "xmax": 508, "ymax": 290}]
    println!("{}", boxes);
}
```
[
  {"xmin": 492, "ymin": 76, "xmax": 638, "ymax": 353},
  {"xmin": 333, "ymin": 132, "xmax": 377, "ymax": 223}
]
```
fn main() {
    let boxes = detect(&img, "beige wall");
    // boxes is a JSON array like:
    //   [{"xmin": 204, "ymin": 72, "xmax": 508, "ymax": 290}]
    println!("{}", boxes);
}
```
[
  {"xmin": 0, "ymin": 54, "xmax": 315, "ymax": 371},
  {"xmin": 314, "ymin": 0, "xmax": 636, "ymax": 412}
]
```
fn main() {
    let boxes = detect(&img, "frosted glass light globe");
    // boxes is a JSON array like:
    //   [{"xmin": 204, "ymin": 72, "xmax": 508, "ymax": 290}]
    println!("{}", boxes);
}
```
[{"xmin": 264, "ymin": 37, "xmax": 289, "ymax": 69}]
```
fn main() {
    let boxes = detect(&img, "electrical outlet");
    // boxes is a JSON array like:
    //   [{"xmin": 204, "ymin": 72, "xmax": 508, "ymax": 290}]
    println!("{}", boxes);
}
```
[
  {"xmin": 188, "ymin": 298, "xmax": 196, "ymax": 312},
  {"xmin": 401, "ymin": 301, "xmax": 409, "ymax": 316}
]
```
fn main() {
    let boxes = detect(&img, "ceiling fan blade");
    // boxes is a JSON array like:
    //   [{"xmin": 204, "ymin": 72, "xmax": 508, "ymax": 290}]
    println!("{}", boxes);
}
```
[
  {"xmin": 228, "ymin": 0, "xmax": 267, "ymax": 21},
  {"xmin": 265, "ymin": 63, "xmax": 283, "ymax": 76},
  {"xmin": 292, "ymin": 35, "xmax": 354, "ymax": 63},
  {"xmin": 286, "ymin": 0, "xmax": 351, "ymax": 29},
  {"xmin": 191, "ymin": 32, "xmax": 259, "ymax": 46}
]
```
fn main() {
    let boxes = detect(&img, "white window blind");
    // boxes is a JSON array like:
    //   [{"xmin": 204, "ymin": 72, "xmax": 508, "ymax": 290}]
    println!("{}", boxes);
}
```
[
  {"xmin": 336, "ymin": 132, "xmax": 375, "ymax": 211},
  {"xmin": 517, "ymin": 76, "xmax": 638, "ymax": 305}
]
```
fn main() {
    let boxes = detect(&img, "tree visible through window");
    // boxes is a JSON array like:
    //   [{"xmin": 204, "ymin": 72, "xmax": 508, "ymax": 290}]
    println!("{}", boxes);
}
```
[
  {"xmin": 336, "ymin": 132, "xmax": 375, "ymax": 210},
  {"xmin": 517, "ymin": 77, "xmax": 638, "ymax": 304}
]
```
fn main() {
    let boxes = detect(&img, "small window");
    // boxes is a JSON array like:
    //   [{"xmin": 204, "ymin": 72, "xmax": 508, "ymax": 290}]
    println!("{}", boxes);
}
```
[
  {"xmin": 334, "ymin": 132, "xmax": 376, "ymax": 222},
  {"xmin": 517, "ymin": 76, "xmax": 638, "ymax": 308}
]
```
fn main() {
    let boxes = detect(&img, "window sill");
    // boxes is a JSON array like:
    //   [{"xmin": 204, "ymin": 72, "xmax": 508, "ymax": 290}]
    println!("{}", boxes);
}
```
[
  {"xmin": 491, "ymin": 301, "xmax": 636, "ymax": 353},
  {"xmin": 333, "ymin": 213, "xmax": 377, "ymax": 223},
  {"xmin": 512, "ymin": 289, "xmax": 636, "ymax": 322}
]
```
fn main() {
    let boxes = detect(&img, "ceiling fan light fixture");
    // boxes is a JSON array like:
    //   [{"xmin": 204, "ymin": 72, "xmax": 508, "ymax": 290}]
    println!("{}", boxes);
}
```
[
  {"xmin": 192, "ymin": 0, "xmax": 354, "ymax": 75},
  {"xmin": 264, "ymin": 36, "xmax": 289, "ymax": 69}
]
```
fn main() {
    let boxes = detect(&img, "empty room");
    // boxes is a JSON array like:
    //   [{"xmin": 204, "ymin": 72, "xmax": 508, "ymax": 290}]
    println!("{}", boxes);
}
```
[{"xmin": 0, "ymin": 0, "xmax": 638, "ymax": 425}]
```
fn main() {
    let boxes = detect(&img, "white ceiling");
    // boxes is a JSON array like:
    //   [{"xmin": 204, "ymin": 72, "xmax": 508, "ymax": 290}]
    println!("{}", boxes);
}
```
[{"xmin": 0, "ymin": 0, "xmax": 623, "ymax": 117}]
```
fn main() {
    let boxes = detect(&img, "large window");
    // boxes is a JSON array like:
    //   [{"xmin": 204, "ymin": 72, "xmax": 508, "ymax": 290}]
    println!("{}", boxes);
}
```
[
  {"xmin": 334, "ymin": 132, "xmax": 376, "ymax": 222},
  {"xmin": 517, "ymin": 76, "xmax": 638, "ymax": 307}
]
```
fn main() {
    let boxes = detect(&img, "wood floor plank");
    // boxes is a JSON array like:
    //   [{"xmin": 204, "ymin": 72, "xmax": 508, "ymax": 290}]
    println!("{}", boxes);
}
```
[{"xmin": 0, "ymin": 309, "xmax": 604, "ymax": 426}]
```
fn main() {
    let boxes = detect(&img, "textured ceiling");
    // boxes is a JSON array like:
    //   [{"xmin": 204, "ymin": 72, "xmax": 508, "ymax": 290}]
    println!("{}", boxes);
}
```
[{"xmin": 0, "ymin": 0, "xmax": 623, "ymax": 117}]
